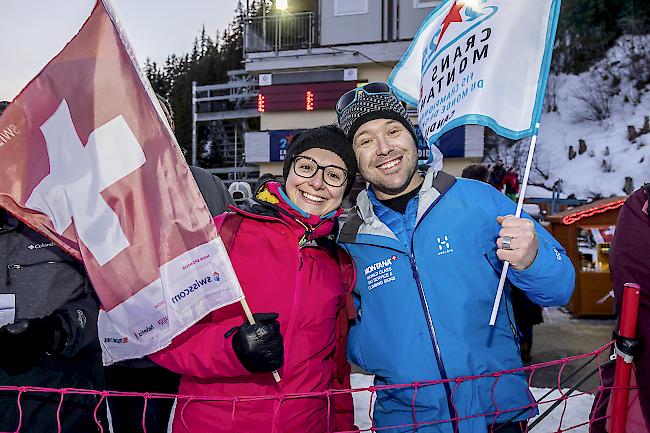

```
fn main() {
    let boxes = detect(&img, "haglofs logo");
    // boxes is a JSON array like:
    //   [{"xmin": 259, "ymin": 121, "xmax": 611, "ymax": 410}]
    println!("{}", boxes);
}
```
[
  {"xmin": 437, "ymin": 235, "xmax": 454, "ymax": 256},
  {"xmin": 171, "ymin": 274, "xmax": 217, "ymax": 304}
]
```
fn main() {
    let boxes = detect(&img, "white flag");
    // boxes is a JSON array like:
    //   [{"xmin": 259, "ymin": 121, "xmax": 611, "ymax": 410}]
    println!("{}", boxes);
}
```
[{"xmin": 388, "ymin": 0, "xmax": 560, "ymax": 146}]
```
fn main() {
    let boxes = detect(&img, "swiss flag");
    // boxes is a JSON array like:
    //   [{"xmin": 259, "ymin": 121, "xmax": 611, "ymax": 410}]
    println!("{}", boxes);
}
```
[{"xmin": 0, "ymin": 0, "xmax": 243, "ymax": 363}]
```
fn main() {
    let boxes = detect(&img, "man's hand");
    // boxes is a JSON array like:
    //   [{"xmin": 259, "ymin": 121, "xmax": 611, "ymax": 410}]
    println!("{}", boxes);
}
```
[{"xmin": 496, "ymin": 215, "xmax": 538, "ymax": 270}]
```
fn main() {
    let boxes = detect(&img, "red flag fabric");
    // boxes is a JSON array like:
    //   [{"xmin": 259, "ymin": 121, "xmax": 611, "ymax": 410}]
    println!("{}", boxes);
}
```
[{"xmin": 0, "ymin": 0, "xmax": 243, "ymax": 364}]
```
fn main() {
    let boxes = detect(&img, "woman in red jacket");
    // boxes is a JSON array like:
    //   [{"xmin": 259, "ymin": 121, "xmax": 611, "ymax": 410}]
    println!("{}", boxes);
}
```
[{"xmin": 151, "ymin": 125, "xmax": 358, "ymax": 433}]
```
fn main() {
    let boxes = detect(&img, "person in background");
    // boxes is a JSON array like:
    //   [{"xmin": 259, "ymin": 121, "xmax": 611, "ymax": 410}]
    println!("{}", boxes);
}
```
[
  {"xmin": 503, "ymin": 167, "xmax": 520, "ymax": 201},
  {"xmin": 489, "ymin": 159, "xmax": 507, "ymax": 191},
  {"xmin": 336, "ymin": 82, "xmax": 574, "ymax": 433},
  {"xmin": 151, "ymin": 125, "xmax": 358, "ymax": 433},
  {"xmin": 228, "ymin": 181, "xmax": 253, "ymax": 206},
  {"xmin": 590, "ymin": 184, "xmax": 650, "ymax": 433},
  {"xmin": 461, "ymin": 163, "xmax": 489, "ymax": 183},
  {"xmin": 0, "ymin": 208, "xmax": 107, "ymax": 432}
]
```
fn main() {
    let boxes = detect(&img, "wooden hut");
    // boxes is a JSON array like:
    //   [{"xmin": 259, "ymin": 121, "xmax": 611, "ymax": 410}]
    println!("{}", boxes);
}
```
[{"xmin": 546, "ymin": 197, "xmax": 627, "ymax": 317}]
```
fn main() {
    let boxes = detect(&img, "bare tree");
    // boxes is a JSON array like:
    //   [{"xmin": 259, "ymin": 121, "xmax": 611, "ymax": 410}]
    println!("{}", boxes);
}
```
[
  {"xmin": 573, "ymin": 81, "xmax": 612, "ymax": 121},
  {"xmin": 544, "ymin": 73, "xmax": 563, "ymax": 113}
]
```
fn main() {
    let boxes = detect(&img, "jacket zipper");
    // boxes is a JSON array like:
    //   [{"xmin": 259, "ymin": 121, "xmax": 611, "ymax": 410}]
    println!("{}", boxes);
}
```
[
  {"xmin": 407, "ymin": 201, "xmax": 459, "ymax": 431},
  {"xmin": 6, "ymin": 260, "xmax": 73, "ymax": 284}
]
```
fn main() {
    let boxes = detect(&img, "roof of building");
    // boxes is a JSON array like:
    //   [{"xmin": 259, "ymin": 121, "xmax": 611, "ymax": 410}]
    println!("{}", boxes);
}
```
[{"xmin": 546, "ymin": 196, "xmax": 627, "ymax": 225}]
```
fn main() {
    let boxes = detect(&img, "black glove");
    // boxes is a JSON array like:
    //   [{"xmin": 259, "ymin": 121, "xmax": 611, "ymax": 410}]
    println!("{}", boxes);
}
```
[
  {"xmin": 0, "ymin": 314, "xmax": 68, "ymax": 375},
  {"xmin": 227, "ymin": 312, "xmax": 284, "ymax": 374}
]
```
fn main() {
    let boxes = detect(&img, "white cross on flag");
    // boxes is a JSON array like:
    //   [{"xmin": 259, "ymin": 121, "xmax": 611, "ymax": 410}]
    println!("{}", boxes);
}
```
[
  {"xmin": 388, "ymin": 0, "xmax": 560, "ymax": 147},
  {"xmin": 0, "ymin": 0, "xmax": 243, "ymax": 364}
]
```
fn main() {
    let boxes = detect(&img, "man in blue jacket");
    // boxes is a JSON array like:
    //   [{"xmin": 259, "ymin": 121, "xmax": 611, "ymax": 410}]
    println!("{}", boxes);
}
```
[{"xmin": 335, "ymin": 83, "xmax": 575, "ymax": 433}]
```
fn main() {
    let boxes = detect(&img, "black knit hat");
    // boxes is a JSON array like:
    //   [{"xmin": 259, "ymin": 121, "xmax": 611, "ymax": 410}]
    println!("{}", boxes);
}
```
[
  {"xmin": 337, "ymin": 88, "xmax": 418, "ymax": 147},
  {"xmin": 282, "ymin": 125, "xmax": 358, "ymax": 197}
]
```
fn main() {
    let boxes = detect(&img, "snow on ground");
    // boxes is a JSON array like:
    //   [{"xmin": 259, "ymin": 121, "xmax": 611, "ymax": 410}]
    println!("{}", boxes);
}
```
[
  {"xmin": 351, "ymin": 374, "xmax": 595, "ymax": 432},
  {"xmin": 531, "ymin": 36, "xmax": 650, "ymax": 199}
]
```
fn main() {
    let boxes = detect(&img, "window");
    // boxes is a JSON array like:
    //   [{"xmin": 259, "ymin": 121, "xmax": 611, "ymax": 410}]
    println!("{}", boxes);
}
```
[
  {"xmin": 413, "ymin": 0, "xmax": 440, "ymax": 8},
  {"xmin": 335, "ymin": 0, "xmax": 368, "ymax": 16}
]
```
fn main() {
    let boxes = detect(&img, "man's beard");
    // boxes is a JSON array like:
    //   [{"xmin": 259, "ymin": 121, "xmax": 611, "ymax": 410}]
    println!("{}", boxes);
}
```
[{"xmin": 366, "ymin": 154, "xmax": 419, "ymax": 198}]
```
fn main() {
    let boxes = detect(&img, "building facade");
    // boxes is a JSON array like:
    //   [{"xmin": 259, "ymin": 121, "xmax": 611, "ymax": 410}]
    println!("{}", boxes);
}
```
[{"xmin": 243, "ymin": 0, "xmax": 484, "ymax": 180}]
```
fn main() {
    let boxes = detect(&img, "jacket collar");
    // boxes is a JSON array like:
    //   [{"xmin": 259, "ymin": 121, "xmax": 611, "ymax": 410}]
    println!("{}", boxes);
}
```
[
  {"xmin": 236, "ymin": 181, "xmax": 342, "ymax": 242},
  {"xmin": 340, "ymin": 168, "xmax": 456, "ymax": 244}
]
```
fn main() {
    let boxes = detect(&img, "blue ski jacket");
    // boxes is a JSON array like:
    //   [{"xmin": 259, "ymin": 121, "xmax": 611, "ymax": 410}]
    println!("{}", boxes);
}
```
[{"xmin": 339, "ymin": 170, "xmax": 575, "ymax": 433}]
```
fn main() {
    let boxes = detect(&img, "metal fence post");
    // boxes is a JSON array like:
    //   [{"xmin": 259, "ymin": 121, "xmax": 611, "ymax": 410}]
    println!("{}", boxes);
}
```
[{"xmin": 191, "ymin": 81, "xmax": 197, "ymax": 166}]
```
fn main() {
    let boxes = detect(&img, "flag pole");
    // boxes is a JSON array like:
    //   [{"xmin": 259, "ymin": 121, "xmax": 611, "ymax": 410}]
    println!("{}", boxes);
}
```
[
  {"xmin": 239, "ymin": 298, "xmax": 282, "ymax": 382},
  {"xmin": 489, "ymin": 122, "xmax": 540, "ymax": 326},
  {"xmin": 213, "ymin": 236, "xmax": 282, "ymax": 382}
]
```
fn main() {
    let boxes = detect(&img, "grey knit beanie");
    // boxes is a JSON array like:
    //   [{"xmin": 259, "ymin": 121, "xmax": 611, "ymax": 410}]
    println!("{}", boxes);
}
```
[{"xmin": 337, "ymin": 89, "xmax": 418, "ymax": 147}]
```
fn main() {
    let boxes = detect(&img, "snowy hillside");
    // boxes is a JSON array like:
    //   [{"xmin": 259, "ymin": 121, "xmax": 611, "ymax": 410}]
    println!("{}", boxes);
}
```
[{"xmin": 531, "ymin": 36, "xmax": 650, "ymax": 199}]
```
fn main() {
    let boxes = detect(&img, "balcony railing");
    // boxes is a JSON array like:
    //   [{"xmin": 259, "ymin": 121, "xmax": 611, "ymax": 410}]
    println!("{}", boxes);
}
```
[{"xmin": 244, "ymin": 12, "xmax": 316, "ymax": 54}]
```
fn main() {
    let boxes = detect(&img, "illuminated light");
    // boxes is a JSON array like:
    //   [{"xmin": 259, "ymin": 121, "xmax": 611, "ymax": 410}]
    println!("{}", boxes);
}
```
[
  {"xmin": 276, "ymin": 0, "xmax": 288, "ymax": 11},
  {"xmin": 561, "ymin": 199, "xmax": 626, "ymax": 225},
  {"xmin": 257, "ymin": 94, "xmax": 265, "ymax": 113},
  {"xmin": 305, "ymin": 90, "xmax": 314, "ymax": 111}
]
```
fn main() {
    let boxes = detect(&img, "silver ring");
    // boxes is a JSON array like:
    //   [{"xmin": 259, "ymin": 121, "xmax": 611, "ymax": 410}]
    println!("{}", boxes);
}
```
[{"xmin": 502, "ymin": 236, "xmax": 513, "ymax": 250}]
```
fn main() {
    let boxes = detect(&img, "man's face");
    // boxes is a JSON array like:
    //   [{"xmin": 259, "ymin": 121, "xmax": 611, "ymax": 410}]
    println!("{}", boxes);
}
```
[{"xmin": 352, "ymin": 118, "xmax": 419, "ymax": 199}]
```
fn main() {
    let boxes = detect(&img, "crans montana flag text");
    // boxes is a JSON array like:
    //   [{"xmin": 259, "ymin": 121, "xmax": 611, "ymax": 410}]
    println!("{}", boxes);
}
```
[{"xmin": 388, "ymin": 0, "xmax": 560, "ymax": 147}]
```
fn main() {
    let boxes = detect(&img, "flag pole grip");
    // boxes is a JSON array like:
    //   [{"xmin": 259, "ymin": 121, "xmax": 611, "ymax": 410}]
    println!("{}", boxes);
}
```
[
  {"xmin": 610, "ymin": 283, "xmax": 641, "ymax": 433},
  {"xmin": 489, "ymin": 124, "xmax": 540, "ymax": 325},
  {"xmin": 239, "ymin": 298, "xmax": 282, "ymax": 383}
]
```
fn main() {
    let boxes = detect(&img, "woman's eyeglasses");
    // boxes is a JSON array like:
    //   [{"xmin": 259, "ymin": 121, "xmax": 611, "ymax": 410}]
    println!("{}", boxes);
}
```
[
  {"xmin": 292, "ymin": 155, "xmax": 348, "ymax": 188},
  {"xmin": 335, "ymin": 82, "xmax": 393, "ymax": 115}
]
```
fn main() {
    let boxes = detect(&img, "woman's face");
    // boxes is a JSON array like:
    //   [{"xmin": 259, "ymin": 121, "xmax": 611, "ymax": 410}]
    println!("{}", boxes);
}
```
[{"xmin": 285, "ymin": 148, "xmax": 348, "ymax": 216}]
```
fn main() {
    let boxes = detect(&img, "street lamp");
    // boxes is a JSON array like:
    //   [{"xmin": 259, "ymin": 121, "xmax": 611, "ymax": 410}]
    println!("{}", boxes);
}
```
[{"xmin": 276, "ymin": 0, "xmax": 288, "ymax": 11}]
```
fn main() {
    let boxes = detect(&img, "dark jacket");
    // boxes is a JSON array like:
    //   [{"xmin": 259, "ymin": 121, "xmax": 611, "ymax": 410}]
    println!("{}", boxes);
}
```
[
  {"xmin": 591, "ymin": 186, "xmax": 650, "ymax": 432},
  {"xmin": 189, "ymin": 166, "xmax": 234, "ymax": 216},
  {"xmin": 0, "ymin": 211, "xmax": 105, "ymax": 432}
]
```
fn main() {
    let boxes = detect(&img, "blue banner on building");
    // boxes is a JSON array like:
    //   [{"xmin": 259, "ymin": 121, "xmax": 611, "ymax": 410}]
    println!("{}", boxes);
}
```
[
  {"xmin": 415, "ymin": 125, "xmax": 466, "ymax": 161},
  {"xmin": 269, "ymin": 129, "xmax": 304, "ymax": 161}
]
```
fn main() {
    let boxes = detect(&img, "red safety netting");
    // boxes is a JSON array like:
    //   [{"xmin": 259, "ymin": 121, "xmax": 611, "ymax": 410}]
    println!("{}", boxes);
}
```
[{"xmin": 0, "ymin": 340, "xmax": 635, "ymax": 433}]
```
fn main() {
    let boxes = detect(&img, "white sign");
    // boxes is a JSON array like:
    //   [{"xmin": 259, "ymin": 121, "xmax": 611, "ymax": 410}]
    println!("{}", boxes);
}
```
[
  {"xmin": 259, "ymin": 73, "xmax": 273, "ymax": 86},
  {"xmin": 388, "ymin": 0, "xmax": 560, "ymax": 147}
]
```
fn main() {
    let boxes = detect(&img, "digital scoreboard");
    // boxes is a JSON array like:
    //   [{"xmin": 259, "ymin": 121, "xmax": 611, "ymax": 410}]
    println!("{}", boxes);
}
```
[{"xmin": 257, "ymin": 81, "xmax": 357, "ymax": 112}]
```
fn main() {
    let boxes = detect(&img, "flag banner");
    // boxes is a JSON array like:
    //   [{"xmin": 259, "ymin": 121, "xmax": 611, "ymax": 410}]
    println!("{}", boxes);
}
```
[
  {"xmin": 388, "ymin": 0, "xmax": 560, "ymax": 147},
  {"xmin": 0, "ymin": 0, "xmax": 243, "ymax": 364}
]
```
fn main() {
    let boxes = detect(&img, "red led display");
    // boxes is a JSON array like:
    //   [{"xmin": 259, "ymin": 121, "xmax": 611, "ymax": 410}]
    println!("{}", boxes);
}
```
[
  {"xmin": 258, "ymin": 81, "xmax": 357, "ymax": 112},
  {"xmin": 257, "ymin": 94, "xmax": 265, "ymax": 112}
]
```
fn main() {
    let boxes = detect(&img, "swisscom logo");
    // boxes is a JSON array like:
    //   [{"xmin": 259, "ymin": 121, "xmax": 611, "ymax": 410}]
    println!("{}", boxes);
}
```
[{"xmin": 171, "ymin": 271, "xmax": 220, "ymax": 304}]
